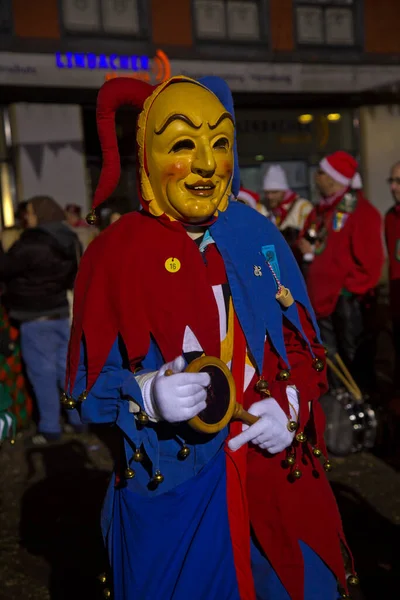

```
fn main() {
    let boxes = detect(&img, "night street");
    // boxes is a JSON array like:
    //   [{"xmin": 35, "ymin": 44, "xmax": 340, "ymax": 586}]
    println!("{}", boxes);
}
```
[{"xmin": 0, "ymin": 428, "xmax": 399, "ymax": 600}]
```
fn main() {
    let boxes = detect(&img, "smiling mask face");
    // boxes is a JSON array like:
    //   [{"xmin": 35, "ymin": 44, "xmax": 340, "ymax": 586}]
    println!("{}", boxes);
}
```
[{"xmin": 144, "ymin": 82, "xmax": 234, "ymax": 223}]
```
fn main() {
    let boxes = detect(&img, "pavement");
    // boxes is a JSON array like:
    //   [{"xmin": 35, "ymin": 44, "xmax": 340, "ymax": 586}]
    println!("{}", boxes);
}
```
[{"xmin": 0, "ymin": 426, "xmax": 399, "ymax": 600}]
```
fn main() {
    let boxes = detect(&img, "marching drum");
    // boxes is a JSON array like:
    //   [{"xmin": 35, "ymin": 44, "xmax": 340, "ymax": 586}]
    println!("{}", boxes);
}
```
[
  {"xmin": 321, "ymin": 354, "xmax": 378, "ymax": 456},
  {"xmin": 320, "ymin": 389, "xmax": 377, "ymax": 456}
]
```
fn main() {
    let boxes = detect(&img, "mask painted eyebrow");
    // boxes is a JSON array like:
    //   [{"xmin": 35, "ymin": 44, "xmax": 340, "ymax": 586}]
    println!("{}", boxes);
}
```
[
  {"xmin": 155, "ymin": 114, "xmax": 202, "ymax": 135},
  {"xmin": 208, "ymin": 112, "xmax": 234, "ymax": 130}
]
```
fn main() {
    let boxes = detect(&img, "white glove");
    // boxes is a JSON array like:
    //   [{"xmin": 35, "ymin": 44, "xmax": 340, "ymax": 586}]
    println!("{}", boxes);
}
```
[
  {"xmin": 141, "ymin": 356, "xmax": 210, "ymax": 423},
  {"xmin": 228, "ymin": 388, "xmax": 299, "ymax": 453}
]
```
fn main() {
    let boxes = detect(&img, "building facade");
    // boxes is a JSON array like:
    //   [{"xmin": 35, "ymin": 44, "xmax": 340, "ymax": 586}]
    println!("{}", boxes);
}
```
[{"xmin": 1, "ymin": 0, "xmax": 400, "ymax": 225}]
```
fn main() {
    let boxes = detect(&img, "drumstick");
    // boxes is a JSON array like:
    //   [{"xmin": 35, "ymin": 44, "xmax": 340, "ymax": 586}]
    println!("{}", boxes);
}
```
[
  {"xmin": 326, "ymin": 358, "xmax": 362, "ymax": 401},
  {"xmin": 334, "ymin": 353, "xmax": 362, "ymax": 398}
]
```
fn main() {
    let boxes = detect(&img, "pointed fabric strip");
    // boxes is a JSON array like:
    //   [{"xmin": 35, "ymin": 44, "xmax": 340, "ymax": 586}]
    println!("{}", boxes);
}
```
[{"xmin": 211, "ymin": 201, "xmax": 319, "ymax": 372}]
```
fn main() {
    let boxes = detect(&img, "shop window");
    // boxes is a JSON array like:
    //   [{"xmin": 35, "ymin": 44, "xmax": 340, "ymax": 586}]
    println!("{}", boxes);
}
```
[
  {"xmin": 0, "ymin": 108, "xmax": 17, "ymax": 230},
  {"xmin": 295, "ymin": 0, "xmax": 358, "ymax": 47},
  {"xmin": 61, "ymin": 0, "xmax": 147, "ymax": 37},
  {"xmin": 0, "ymin": 1, "xmax": 13, "ymax": 34},
  {"xmin": 193, "ymin": 0, "xmax": 264, "ymax": 42}
]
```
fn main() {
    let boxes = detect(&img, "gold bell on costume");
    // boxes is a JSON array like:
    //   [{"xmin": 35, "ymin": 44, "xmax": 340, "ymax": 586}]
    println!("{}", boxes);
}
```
[{"xmin": 86, "ymin": 209, "xmax": 98, "ymax": 225}]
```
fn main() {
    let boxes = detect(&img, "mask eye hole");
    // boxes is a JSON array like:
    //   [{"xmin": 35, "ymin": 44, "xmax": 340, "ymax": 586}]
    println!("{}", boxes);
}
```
[
  {"xmin": 213, "ymin": 137, "xmax": 229, "ymax": 150},
  {"xmin": 170, "ymin": 139, "xmax": 195, "ymax": 153}
]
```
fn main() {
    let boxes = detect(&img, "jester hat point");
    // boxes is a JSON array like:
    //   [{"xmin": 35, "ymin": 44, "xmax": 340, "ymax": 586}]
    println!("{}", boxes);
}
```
[{"xmin": 89, "ymin": 75, "xmax": 240, "ymax": 222}]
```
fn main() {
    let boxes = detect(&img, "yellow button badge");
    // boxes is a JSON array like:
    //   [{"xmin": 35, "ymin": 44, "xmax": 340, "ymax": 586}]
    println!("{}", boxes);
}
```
[{"xmin": 165, "ymin": 257, "xmax": 181, "ymax": 273}]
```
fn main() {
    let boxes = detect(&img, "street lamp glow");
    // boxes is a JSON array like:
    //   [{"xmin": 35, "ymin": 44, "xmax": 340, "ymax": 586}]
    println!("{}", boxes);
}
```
[
  {"xmin": 327, "ymin": 113, "xmax": 342, "ymax": 122},
  {"xmin": 298, "ymin": 114, "xmax": 314, "ymax": 124}
]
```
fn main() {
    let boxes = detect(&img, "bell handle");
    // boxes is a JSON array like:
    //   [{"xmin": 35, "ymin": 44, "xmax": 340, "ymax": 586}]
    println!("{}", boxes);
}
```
[{"xmin": 233, "ymin": 403, "xmax": 259, "ymax": 426}]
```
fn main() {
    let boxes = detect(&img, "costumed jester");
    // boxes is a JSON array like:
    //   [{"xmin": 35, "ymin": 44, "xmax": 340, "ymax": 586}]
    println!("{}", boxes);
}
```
[{"xmin": 64, "ymin": 76, "xmax": 358, "ymax": 600}]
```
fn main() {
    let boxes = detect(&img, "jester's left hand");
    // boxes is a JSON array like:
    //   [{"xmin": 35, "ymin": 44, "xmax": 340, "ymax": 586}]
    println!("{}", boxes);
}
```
[{"xmin": 228, "ymin": 388, "xmax": 299, "ymax": 453}]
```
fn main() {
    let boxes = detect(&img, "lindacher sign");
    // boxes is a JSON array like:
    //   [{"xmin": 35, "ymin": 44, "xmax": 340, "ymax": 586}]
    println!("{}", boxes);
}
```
[{"xmin": 55, "ymin": 49, "xmax": 170, "ymax": 84}]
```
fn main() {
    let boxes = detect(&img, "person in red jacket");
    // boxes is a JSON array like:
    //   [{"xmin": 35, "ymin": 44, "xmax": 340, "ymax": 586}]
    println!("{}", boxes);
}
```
[
  {"xmin": 299, "ymin": 151, "xmax": 384, "ymax": 389},
  {"xmin": 384, "ymin": 161, "xmax": 400, "ymax": 386}
]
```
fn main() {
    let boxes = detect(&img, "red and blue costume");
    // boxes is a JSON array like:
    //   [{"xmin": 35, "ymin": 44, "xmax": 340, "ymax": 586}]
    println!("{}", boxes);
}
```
[{"xmin": 65, "ymin": 77, "xmax": 355, "ymax": 599}]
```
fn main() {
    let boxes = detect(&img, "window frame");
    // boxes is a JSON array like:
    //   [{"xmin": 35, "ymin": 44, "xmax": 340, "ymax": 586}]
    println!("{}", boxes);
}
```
[
  {"xmin": 293, "ymin": 0, "xmax": 363, "ymax": 51},
  {"xmin": 59, "ymin": 0, "xmax": 150, "ymax": 40},
  {"xmin": 192, "ymin": 0, "xmax": 269, "ymax": 47}
]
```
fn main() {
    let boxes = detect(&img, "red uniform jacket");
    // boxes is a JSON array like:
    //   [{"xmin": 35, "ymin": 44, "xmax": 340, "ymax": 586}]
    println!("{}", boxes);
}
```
[
  {"xmin": 385, "ymin": 205, "xmax": 400, "ymax": 318},
  {"xmin": 302, "ymin": 191, "xmax": 384, "ymax": 319}
]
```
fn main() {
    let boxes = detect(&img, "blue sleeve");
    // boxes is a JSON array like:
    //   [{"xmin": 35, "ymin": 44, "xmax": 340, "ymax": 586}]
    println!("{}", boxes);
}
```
[
  {"xmin": 72, "ymin": 337, "xmax": 145, "ymax": 426},
  {"xmin": 71, "ymin": 336, "xmax": 165, "ymax": 466}
]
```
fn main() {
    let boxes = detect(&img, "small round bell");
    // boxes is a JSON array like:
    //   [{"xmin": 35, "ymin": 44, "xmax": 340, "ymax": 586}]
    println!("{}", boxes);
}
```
[
  {"xmin": 296, "ymin": 432, "xmax": 307, "ymax": 443},
  {"xmin": 137, "ymin": 411, "xmax": 149, "ymax": 425},
  {"xmin": 86, "ymin": 209, "xmax": 98, "ymax": 226},
  {"xmin": 287, "ymin": 420, "xmax": 298, "ymax": 433},
  {"xmin": 323, "ymin": 460, "xmax": 333, "ymax": 472},
  {"xmin": 286, "ymin": 455, "xmax": 295, "ymax": 466},
  {"xmin": 278, "ymin": 369, "xmax": 290, "ymax": 381},
  {"xmin": 255, "ymin": 378, "xmax": 270, "ymax": 395},
  {"xmin": 64, "ymin": 397, "xmax": 78, "ymax": 410},
  {"xmin": 340, "ymin": 594, "xmax": 350, "ymax": 600},
  {"xmin": 312, "ymin": 358, "xmax": 325, "ymax": 372},
  {"xmin": 78, "ymin": 390, "xmax": 88, "ymax": 402},
  {"xmin": 10, "ymin": 438, "xmax": 16, "ymax": 446},
  {"xmin": 153, "ymin": 470, "xmax": 164, "ymax": 485},
  {"xmin": 178, "ymin": 445, "xmax": 191, "ymax": 460},
  {"xmin": 124, "ymin": 468, "xmax": 135, "ymax": 479},
  {"xmin": 313, "ymin": 447, "xmax": 322, "ymax": 458},
  {"xmin": 293, "ymin": 468, "xmax": 302, "ymax": 479},
  {"xmin": 347, "ymin": 574, "xmax": 359, "ymax": 587},
  {"xmin": 133, "ymin": 448, "xmax": 144, "ymax": 462},
  {"xmin": 60, "ymin": 391, "xmax": 69, "ymax": 404},
  {"xmin": 97, "ymin": 573, "xmax": 107, "ymax": 584},
  {"xmin": 103, "ymin": 589, "xmax": 111, "ymax": 599}
]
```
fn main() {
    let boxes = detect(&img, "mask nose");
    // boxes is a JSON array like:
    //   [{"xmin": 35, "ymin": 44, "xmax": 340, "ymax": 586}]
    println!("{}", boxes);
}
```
[{"xmin": 191, "ymin": 144, "xmax": 216, "ymax": 178}]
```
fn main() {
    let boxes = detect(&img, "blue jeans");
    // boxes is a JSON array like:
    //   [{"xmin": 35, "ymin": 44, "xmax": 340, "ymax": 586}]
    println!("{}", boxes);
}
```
[{"xmin": 20, "ymin": 318, "xmax": 81, "ymax": 435}]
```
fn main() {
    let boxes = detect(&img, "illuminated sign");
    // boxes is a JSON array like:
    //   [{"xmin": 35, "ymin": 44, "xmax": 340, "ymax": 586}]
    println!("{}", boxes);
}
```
[{"xmin": 55, "ymin": 49, "xmax": 170, "ymax": 84}]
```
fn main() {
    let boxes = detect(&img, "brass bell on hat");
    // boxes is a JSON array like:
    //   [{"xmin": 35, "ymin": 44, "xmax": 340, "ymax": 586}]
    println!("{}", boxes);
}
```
[
  {"xmin": 98, "ymin": 573, "xmax": 107, "ymax": 584},
  {"xmin": 296, "ymin": 432, "xmax": 307, "ymax": 443},
  {"xmin": 86, "ymin": 209, "xmax": 98, "ymax": 226},
  {"xmin": 103, "ymin": 589, "xmax": 111, "ymax": 599},
  {"xmin": 124, "ymin": 468, "xmax": 135, "ymax": 479},
  {"xmin": 152, "ymin": 470, "xmax": 164, "ymax": 485},
  {"xmin": 178, "ymin": 445, "xmax": 190, "ymax": 460},
  {"xmin": 287, "ymin": 420, "xmax": 298, "ymax": 433},
  {"xmin": 133, "ymin": 447, "xmax": 144, "ymax": 462},
  {"xmin": 278, "ymin": 369, "xmax": 290, "ymax": 381},
  {"xmin": 323, "ymin": 460, "xmax": 333, "ymax": 472},
  {"xmin": 137, "ymin": 411, "xmax": 149, "ymax": 425},
  {"xmin": 286, "ymin": 455, "xmax": 296, "ymax": 466},
  {"xmin": 347, "ymin": 574, "xmax": 359, "ymax": 587},
  {"xmin": 293, "ymin": 468, "xmax": 302, "ymax": 479},
  {"xmin": 313, "ymin": 447, "xmax": 322, "ymax": 458},
  {"xmin": 312, "ymin": 357, "xmax": 325, "ymax": 372}
]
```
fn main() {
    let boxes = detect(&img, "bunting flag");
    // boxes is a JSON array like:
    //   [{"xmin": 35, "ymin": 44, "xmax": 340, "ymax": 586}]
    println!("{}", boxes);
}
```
[{"xmin": 21, "ymin": 141, "xmax": 83, "ymax": 179}]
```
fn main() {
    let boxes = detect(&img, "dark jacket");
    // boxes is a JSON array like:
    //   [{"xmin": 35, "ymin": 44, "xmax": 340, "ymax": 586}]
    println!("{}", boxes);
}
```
[{"xmin": 0, "ymin": 222, "xmax": 80, "ymax": 321}]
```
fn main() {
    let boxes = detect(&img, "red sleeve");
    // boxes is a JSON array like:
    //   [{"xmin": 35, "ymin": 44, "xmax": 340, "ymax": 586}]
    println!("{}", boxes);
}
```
[
  {"xmin": 344, "ymin": 204, "xmax": 384, "ymax": 294},
  {"xmin": 266, "ymin": 303, "xmax": 328, "ymax": 449}
]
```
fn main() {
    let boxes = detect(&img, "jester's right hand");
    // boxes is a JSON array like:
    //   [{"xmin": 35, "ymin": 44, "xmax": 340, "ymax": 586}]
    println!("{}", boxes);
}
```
[{"xmin": 140, "ymin": 357, "xmax": 210, "ymax": 423}]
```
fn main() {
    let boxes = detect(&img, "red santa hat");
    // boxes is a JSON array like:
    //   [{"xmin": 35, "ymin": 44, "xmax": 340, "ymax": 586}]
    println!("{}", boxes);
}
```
[
  {"xmin": 237, "ymin": 187, "xmax": 260, "ymax": 210},
  {"xmin": 319, "ymin": 151, "xmax": 360, "ymax": 188}
]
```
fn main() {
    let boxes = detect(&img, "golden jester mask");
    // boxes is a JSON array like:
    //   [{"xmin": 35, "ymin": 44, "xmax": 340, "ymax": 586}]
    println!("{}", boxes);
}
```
[
  {"xmin": 140, "ymin": 80, "xmax": 235, "ymax": 223},
  {"xmin": 87, "ymin": 76, "xmax": 238, "ymax": 225}
]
